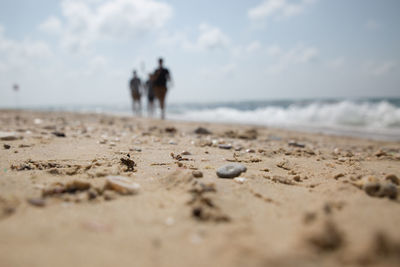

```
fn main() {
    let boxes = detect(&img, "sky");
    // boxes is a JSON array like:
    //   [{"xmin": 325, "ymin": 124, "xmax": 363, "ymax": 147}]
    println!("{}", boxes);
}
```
[{"xmin": 0, "ymin": 0, "xmax": 399, "ymax": 107}]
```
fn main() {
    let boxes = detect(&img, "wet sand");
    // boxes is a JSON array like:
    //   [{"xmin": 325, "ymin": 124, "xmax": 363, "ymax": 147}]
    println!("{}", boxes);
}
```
[{"xmin": 0, "ymin": 109, "xmax": 400, "ymax": 267}]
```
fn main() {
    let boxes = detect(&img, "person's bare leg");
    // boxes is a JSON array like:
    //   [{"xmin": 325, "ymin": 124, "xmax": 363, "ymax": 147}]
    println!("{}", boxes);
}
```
[{"xmin": 159, "ymin": 93, "xmax": 165, "ymax": 120}]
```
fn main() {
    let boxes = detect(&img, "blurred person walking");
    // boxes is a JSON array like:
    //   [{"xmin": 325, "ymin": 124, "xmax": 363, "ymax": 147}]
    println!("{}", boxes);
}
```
[
  {"xmin": 144, "ymin": 73, "xmax": 155, "ymax": 117},
  {"xmin": 129, "ymin": 70, "xmax": 142, "ymax": 116},
  {"xmin": 153, "ymin": 58, "xmax": 171, "ymax": 120}
]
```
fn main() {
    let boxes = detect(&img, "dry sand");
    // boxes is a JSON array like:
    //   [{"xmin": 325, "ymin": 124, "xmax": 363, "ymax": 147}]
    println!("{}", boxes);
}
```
[{"xmin": 0, "ymin": 109, "xmax": 400, "ymax": 267}]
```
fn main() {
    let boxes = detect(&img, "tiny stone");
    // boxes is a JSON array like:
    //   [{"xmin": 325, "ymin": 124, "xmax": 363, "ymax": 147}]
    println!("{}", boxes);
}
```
[
  {"xmin": 27, "ymin": 197, "xmax": 46, "ymax": 207},
  {"xmin": 0, "ymin": 131, "xmax": 20, "ymax": 141},
  {"xmin": 3, "ymin": 144, "xmax": 11, "ymax": 149},
  {"xmin": 334, "ymin": 173, "xmax": 345, "ymax": 180},
  {"xmin": 288, "ymin": 140, "xmax": 305, "ymax": 148},
  {"xmin": 380, "ymin": 183, "xmax": 398, "ymax": 199},
  {"xmin": 52, "ymin": 131, "xmax": 66, "ymax": 137},
  {"xmin": 181, "ymin": 150, "xmax": 191, "ymax": 155},
  {"xmin": 194, "ymin": 127, "xmax": 212, "ymax": 135},
  {"xmin": 216, "ymin": 163, "xmax": 247, "ymax": 178},
  {"xmin": 363, "ymin": 181, "xmax": 381, "ymax": 197},
  {"xmin": 218, "ymin": 144, "xmax": 232, "ymax": 150},
  {"xmin": 192, "ymin": 170, "xmax": 203, "ymax": 178},
  {"xmin": 233, "ymin": 177, "xmax": 247, "ymax": 184},
  {"xmin": 246, "ymin": 148, "xmax": 255, "ymax": 153},
  {"xmin": 385, "ymin": 174, "xmax": 399, "ymax": 185},
  {"xmin": 293, "ymin": 175, "xmax": 301, "ymax": 182}
]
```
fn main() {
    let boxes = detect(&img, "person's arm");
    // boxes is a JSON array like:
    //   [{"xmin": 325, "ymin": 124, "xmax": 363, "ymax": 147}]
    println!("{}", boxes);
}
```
[{"xmin": 167, "ymin": 70, "xmax": 174, "ymax": 88}]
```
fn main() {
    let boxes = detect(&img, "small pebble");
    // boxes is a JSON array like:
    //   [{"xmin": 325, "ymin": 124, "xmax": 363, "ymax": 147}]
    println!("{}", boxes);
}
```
[
  {"xmin": 334, "ymin": 173, "xmax": 345, "ymax": 180},
  {"xmin": 194, "ymin": 127, "xmax": 212, "ymax": 135},
  {"xmin": 293, "ymin": 175, "xmax": 301, "ymax": 182},
  {"xmin": 216, "ymin": 163, "xmax": 247, "ymax": 178},
  {"xmin": 52, "ymin": 131, "xmax": 66, "ymax": 137},
  {"xmin": 192, "ymin": 170, "xmax": 203, "ymax": 178},
  {"xmin": 363, "ymin": 181, "xmax": 381, "ymax": 196},
  {"xmin": 233, "ymin": 177, "xmax": 247, "ymax": 184},
  {"xmin": 0, "ymin": 131, "xmax": 20, "ymax": 141},
  {"xmin": 246, "ymin": 148, "xmax": 255, "ymax": 153},
  {"xmin": 385, "ymin": 174, "xmax": 399, "ymax": 185},
  {"xmin": 379, "ymin": 183, "xmax": 398, "ymax": 199},
  {"xmin": 27, "ymin": 197, "xmax": 46, "ymax": 207},
  {"xmin": 3, "ymin": 144, "xmax": 11, "ymax": 149},
  {"xmin": 218, "ymin": 144, "xmax": 232, "ymax": 150},
  {"xmin": 181, "ymin": 150, "xmax": 191, "ymax": 155},
  {"xmin": 288, "ymin": 140, "xmax": 305, "ymax": 148}
]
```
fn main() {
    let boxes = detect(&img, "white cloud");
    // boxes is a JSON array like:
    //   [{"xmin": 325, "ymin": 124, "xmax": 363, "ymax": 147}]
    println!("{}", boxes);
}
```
[
  {"xmin": 364, "ymin": 61, "xmax": 397, "ymax": 76},
  {"xmin": 265, "ymin": 44, "xmax": 318, "ymax": 74},
  {"xmin": 248, "ymin": 0, "xmax": 317, "ymax": 21},
  {"xmin": 0, "ymin": 25, "xmax": 53, "ymax": 71},
  {"xmin": 157, "ymin": 23, "xmax": 230, "ymax": 52},
  {"xmin": 38, "ymin": 16, "xmax": 62, "ymax": 34},
  {"xmin": 196, "ymin": 23, "xmax": 230, "ymax": 50},
  {"xmin": 44, "ymin": 0, "xmax": 173, "ymax": 53},
  {"xmin": 201, "ymin": 63, "xmax": 237, "ymax": 78}
]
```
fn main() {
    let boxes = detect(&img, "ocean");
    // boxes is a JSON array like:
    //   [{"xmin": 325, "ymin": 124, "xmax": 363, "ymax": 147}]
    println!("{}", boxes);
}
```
[{"xmin": 23, "ymin": 98, "xmax": 400, "ymax": 141}]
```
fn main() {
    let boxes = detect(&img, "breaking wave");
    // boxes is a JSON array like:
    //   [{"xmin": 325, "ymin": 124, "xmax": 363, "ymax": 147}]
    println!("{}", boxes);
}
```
[{"xmin": 170, "ymin": 100, "xmax": 400, "ymax": 140}]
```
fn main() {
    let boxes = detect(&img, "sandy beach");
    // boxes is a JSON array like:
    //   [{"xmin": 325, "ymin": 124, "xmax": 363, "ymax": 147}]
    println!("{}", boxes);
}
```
[{"xmin": 0, "ymin": 109, "xmax": 399, "ymax": 267}]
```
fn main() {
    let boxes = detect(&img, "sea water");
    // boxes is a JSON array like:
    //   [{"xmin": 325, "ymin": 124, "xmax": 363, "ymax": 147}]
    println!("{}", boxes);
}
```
[{"xmin": 22, "ymin": 98, "xmax": 400, "ymax": 141}]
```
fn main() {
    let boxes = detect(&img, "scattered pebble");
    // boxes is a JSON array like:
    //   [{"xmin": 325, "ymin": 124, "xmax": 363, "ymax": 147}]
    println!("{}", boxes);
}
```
[
  {"xmin": 120, "ymin": 157, "xmax": 135, "ymax": 172},
  {"xmin": 105, "ymin": 176, "xmax": 140, "ymax": 195},
  {"xmin": 216, "ymin": 163, "xmax": 247, "ymax": 178},
  {"xmin": 0, "ymin": 131, "xmax": 20, "ymax": 141},
  {"xmin": 192, "ymin": 170, "xmax": 203, "ymax": 178},
  {"xmin": 33, "ymin": 118, "xmax": 43, "ymax": 124},
  {"xmin": 194, "ymin": 127, "xmax": 212, "ymax": 135},
  {"xmin": 334, "ymin": 173, "xmax": 345, "ymax": 180},
  {"xmin": 27, "ymin": 197, "xmax": 46, "ymax": 207},
  {"xmin": 168, "ymin": 140, "xmax": 177, "ymax": 145},
  {"xmin": 288, "ymin": 140, "xmax": 305, "ymax": 148},
  {"xmin": 293, "ymin": 175, "xmax": 301, "ymax": 182},
  {"xmin": 272, "ymin": 175, "xmax": 295, "ymax": 185},
  {"xmin": 233, "ymin": 177, "xmax": 247, "ymax": 184},
  {"xmin": 3, "ymin": 144, "xmax": 10, "ymax": 149},
  {"xmin": 245, "ymin": 148, "xmax": 255, "ymax": 153},
  {"xmin": 51, "ymin": 131, "xmax": 66, "ymax": 137},
  {"xmin": 379, "ymin": 183, "xmax": 398, "ymax": 199},
  {"xmin": 218, "ymin": 144, "xmax": 232, "ymax": 150},
  {"xmin": 385, "ymin": 174, "xmax": 399, "ymax": 185},
  {"xmin": 181, "ymin": 150, "xmax": 191, "ymax": 155},
  {"xmin": 165, "ymin": 127, "xmax": 177, "ymax": 134},
  {"xmin": 361, "ymin": 177, "xmax": 398, "ymax": 200},
  {"xmin": 276, "ymin": 160, "xmax": 292, "ymax": 170}
]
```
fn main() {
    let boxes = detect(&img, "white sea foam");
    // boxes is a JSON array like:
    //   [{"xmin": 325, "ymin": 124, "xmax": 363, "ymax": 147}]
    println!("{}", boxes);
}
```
[{"xmin": 170, "ymin": 100, "xmax": 400, "ymax": 140}]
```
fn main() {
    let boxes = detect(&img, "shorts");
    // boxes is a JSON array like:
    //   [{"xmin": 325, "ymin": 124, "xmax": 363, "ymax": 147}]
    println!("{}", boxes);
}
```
[{"xmin": 154, "ymin": 86, "xmax": 167, "ymax": 103}]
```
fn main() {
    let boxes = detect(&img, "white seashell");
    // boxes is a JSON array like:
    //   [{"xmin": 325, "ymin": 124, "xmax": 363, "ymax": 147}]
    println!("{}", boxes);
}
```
[
  {"xmin": 105, "ymin": 176, "xmax": 140, "ymax": 195},
  {"xmin": 233, "ymin": 177, "xmax": 247, "ymax": 184}
]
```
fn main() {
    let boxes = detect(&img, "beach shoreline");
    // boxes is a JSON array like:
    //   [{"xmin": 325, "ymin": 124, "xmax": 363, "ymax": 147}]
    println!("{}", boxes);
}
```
[{"xmin": 1, "ymin": 109, "xmax": 400, "ymax": 267}]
